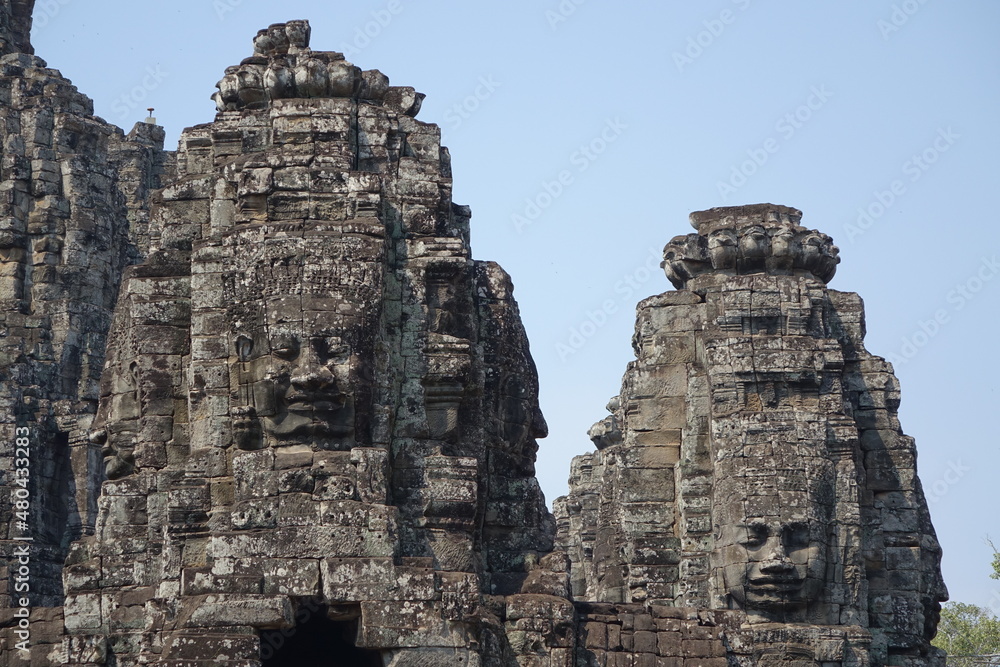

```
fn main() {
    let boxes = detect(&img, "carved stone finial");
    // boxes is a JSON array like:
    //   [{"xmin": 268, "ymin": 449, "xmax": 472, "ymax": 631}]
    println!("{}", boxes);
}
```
[
  {"xmin": 212, "ymin": 21, "xmax": 421, "ymax": 114},
  {"xmin": 662, "ymin": 203, "xmax": 840, "ymax": 289},
  {"xmin": 285, "ymin": 19, "xmax": 311, "ymax": 52}
]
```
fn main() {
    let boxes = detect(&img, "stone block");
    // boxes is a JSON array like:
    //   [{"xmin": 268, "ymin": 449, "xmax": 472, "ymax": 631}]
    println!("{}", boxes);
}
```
[
  {"xmin": 260, "ymin": 558, "xmax": 320, "ymax": 596},
  {"xmin": 359, "ymin": 601, "xmax": 466, "ymax": 649},
  {"xmin": 185, "ymin": 594, "xmax": 293, "ymax": 629}
]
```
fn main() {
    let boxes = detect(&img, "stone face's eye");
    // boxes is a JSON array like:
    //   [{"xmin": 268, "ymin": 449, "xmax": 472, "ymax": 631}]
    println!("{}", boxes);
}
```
[
  {"xmin": 327, "ymin": 340, "xmax": 351, "ymax": 364},
  {"xmin": 316, "ymin": 336, "xmax": 350, "ymax": 364},
  {"xmin": 271, "ymin": 335, "xmax": 299, "ymax": 359},
  {"xmin": 742, "ymin": 523, "xmax": 768, "ymax": 549},
  {"xmin": 784, "ymin": 523, "xmax": 811, "ymax": 550},
  {"xmin": 235, "ymin": 335, "xmax": 253, "ymax": 361}
]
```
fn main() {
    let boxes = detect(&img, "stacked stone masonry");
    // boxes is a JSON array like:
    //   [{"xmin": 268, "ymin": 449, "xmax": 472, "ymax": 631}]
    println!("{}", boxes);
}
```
[
  {"xmin": 0, "ymin": 2, "xmax": 168, "ymax": 661},
  {"xmin": 0, "ymin": 4, "xmax": 947, "ymax": 666},
  {"xmin": 555, "ymin": 204, "xmax": 947, "ymax": 667}
]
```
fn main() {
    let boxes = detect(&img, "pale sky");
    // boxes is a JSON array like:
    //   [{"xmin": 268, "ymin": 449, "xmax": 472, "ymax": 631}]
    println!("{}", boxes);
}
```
[{"xmin": 32, "ymin": 0, "xmax": 1000, "ymax": 611}]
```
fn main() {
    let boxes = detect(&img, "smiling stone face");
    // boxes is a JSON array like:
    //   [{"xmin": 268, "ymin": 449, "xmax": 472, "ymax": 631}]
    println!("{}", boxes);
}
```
[
  {"xmin": 230, "ymin": 320, "xmax": 361, "ymax": 450},
  {"xmin": 717, "ymin": 515, "xmax": 827, "ymax": 612},
  {"xmin": 712, "ymin": 464, "xmax": 834, "ymax": 622},
  {"xmin": 220, "ymin": 236, "xmax": 384, "ymax": 452},
  {"xmin": 257, "ymin": 331, "xmax": 356, "ymax": 444}
]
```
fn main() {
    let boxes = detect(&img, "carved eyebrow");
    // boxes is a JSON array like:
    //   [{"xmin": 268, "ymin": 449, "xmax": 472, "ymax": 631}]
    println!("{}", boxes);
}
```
[{"xmin": 734, "ymin": 522, "xmax": 768, "ymax": 543}]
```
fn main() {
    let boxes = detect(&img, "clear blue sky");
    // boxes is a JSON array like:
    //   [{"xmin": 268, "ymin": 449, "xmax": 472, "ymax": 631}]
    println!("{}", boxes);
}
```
[{"xmin": 32, "ymin": 0, "xmax": 1000, "ymax": 611}]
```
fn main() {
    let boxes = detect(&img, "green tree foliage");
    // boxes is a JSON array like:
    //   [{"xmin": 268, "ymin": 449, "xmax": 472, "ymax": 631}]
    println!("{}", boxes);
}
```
[
  {"xmin": 933, "ymin": 541, "xmax": 1000, "ymax": 667},
  {"xmin": 934, "ymin": 603, "xmax": 1000, "ymax": 667}
]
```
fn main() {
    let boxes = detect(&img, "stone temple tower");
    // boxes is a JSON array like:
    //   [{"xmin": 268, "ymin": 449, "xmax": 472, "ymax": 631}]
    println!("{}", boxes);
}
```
[
  {"xmin": 0, "ymin": 0, "xmax": 165, "ymax": 655},
  {"xmin": 54, "ymin": 19, "xmax": 552, "ymax": 666},
  {"xmin": 556, "ymin": 204, "xmax": 948, "ymax": 667}
]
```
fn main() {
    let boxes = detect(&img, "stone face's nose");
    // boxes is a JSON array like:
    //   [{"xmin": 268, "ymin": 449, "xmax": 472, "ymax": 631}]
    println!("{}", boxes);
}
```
[
  {"xmin": 289, "ymin": 348, "xmax": 336, "ymax": 392},
  {"xmin": 759, "ymin": 554, "xmax": 796, "ymax": 574},
  {"xmin": 756, "ymin": 535, "xmax": 793, "ymax": 569},
  {"xmin": 290, "ymin": 368, "xmax": 335, "ymax": 392}
]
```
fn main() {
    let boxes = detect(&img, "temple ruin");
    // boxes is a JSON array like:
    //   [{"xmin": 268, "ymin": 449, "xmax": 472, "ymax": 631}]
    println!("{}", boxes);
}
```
[{"xmin": 0, "ymin": 4, "xmax": 947, "ymax": 666}]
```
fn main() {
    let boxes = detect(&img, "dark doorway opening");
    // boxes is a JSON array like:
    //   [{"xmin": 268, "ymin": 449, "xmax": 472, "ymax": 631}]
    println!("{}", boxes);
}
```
[{"xmin": 260, "ymin": 605, "xmax": 382, "ymax": 666}]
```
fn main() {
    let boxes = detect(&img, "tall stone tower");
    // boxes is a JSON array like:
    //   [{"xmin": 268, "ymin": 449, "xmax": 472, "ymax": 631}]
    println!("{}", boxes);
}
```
[
  {"xmin": 55, "ymin": 20, "xmax": 553, "ymax": 666},
  {"xmin": 0, "ymin": 0, "xmax": 166, "ymax": 660},
  {"xmin": 556, "ymin": 204, "xmax": 948, "ymax": 667}
]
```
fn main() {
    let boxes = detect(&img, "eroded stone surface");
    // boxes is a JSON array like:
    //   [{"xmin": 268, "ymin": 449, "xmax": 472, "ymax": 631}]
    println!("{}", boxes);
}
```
[{"xmin": 0, "ymin": 1, "xmax": 167, "ymax": 660}]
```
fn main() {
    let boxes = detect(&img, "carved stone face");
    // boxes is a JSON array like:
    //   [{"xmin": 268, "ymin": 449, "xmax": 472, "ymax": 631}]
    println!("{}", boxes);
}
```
[
  {"xmin": 253, "ymin": 29, "xmax": 274, "ymax": 56},
  {"xmin": 713, "ymin": 469, "xmax": 834, "ymax": 620},
  {"xmin": 267, "ymin": 24, "xmax": 290, "ymax": 54},
  {"xmin": 739, "ymin": 225, "xmax": 770, "ymax": 262},
  {"xmin": 500, "ymin": 376, "xmax": 548, "ymax": 444},
  {"xmin": 235, "ymin": 329, "xmax": 357, "ymax": 448},
  {"xmin": 707, "ymin": 228, "xmax": 738, "ymax": 269},
  {"xmin": 921, "ymin": 532, "xmax": 950, "ymax": 636},
  {"xmin": 717, "ymin": 515, "xmax": 827, "ymax": 611},
  {"xmin": 97, "ymin": 361, "xmax": 141, "ymax": 478},
  {"xmin": 225, "ymin": 235, "xmax": 383, "ymax": 451},
  {"xmin": 285, "ymin": 20, "xmax": 311, "ymax": 50}
]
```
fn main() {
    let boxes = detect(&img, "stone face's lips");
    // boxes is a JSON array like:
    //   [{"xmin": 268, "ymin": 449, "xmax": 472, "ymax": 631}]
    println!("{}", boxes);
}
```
[
  {"xmin": 286, "ymin": 399, "xmax": 341, "ymax": 412},
  {"xmin": 747, "ymin": 579, "xmax": 804, "ymax": 590}
]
